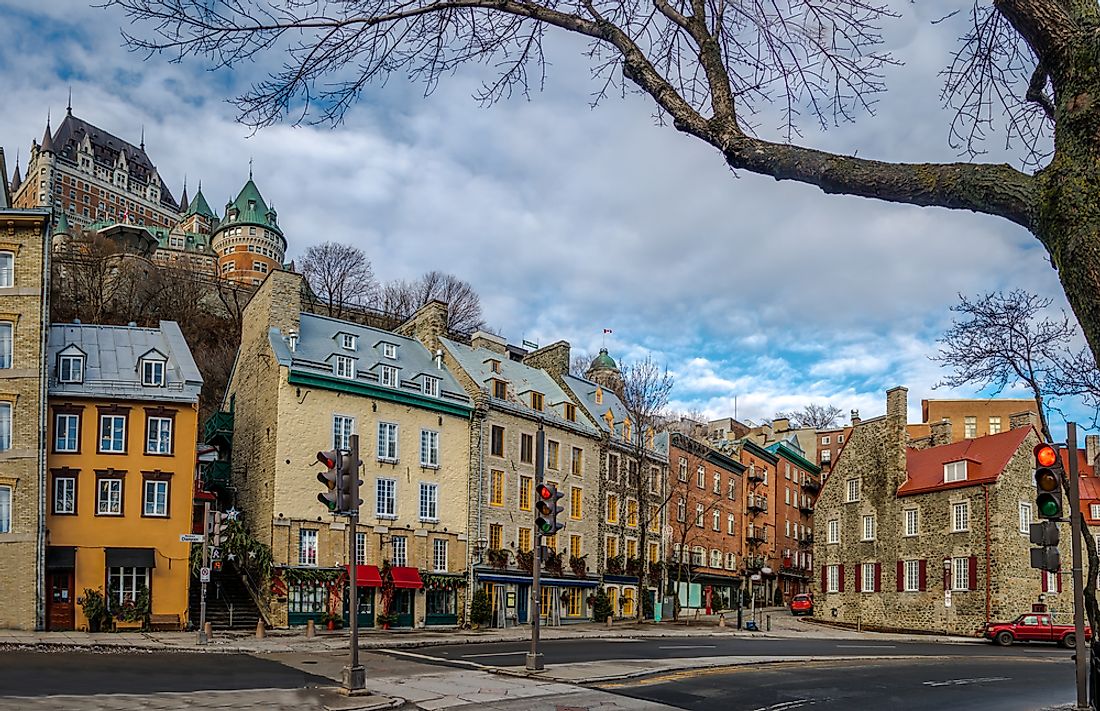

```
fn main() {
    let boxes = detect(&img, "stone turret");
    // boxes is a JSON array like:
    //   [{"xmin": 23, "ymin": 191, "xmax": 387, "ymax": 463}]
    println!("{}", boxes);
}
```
[{"xmin": 585, "ymin": 347, "xmax": 624, "ymax": 398}]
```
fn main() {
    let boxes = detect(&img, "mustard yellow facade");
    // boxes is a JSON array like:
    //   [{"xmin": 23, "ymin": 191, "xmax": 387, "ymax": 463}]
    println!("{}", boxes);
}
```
[{"xmin": 43, "ymin": 321, "xmax": 203, "ymax": 631}]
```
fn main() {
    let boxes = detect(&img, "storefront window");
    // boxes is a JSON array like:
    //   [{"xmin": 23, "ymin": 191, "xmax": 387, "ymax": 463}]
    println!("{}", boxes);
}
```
[
  {"xmin": 427, "ymin": 589, "xmax": 456, "ymax": 617},
  {"xmin": 288, "ymin": 583, "xmax": 326, "ymax": 616},
  {"xmin": 108, "ymin": 566, "xmax": 149, "ymax": 606}
]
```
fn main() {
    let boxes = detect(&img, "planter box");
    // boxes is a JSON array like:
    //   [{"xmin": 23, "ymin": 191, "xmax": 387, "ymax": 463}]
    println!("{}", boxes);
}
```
[{"xmin": 114, "ymin": 620, "xmax": 144, "ymax": 632}]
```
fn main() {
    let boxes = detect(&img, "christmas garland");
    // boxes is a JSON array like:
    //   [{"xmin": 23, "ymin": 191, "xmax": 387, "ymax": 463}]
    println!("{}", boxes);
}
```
[
  {"xmin": 422, "ymin": 573, "xmax": 467, "ymax": 591},
  {"xmin": 272, "ymin": 567, "xmax": 347, "ymax": 596}
]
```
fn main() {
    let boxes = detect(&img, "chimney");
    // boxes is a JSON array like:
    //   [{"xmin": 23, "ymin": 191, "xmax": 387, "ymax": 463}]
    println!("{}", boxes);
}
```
[
  {"xmin": 850, "ymin": 409, "xmax": 860, "ymax": 425},
  {"xmin": 1087, "ymin": 435, "xmax": 1099, "ymax": 468},
  {"xmin": 522, "ymin": 340, "xmax": 571, "ymax": 378},
  {"xmin": 886, "ymin": 386, "xmax": 908, "ymax": 426},
  {"xmin": 471, "ymin": 330, "xmax": 508, "ymax": 355},
  {"xmin": 395, "ymin": 299, "xmax": 448, "ymax": 353},
  {"xmin": 1009, "ymin": 411, "xmax": 1038, "ymax": 431},
  {"xmin": 929, "ymin": 418, "xmax": 953, "ymax": 447},
  {"xmin": 772, "ymin": 417, "xmax": 790, "ymax": 432},
  {"xmin": 435, "ymin": 348, "xmax": 443, "ymax": 370}
]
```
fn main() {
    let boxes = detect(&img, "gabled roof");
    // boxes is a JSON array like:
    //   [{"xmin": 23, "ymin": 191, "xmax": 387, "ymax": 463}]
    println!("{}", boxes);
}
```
[
  {"xmin": 898, "ymin": 426, "xmax": 1032, "ymax": 496},
  {"xmin": 218, "ymin": 179, "xmax": 282, "ymax": 239},
  {"xmin": 47, "ymin": 320, "xmax": 202, "ymax": 403},
  {"xmin": 559, "ymin": 372, "xmax": 667, "ymax": 455},
  {"xmin": 0, "ymin": 148, "xmax": 9, "ymax": 209},
  {"xmin": 765, "ymin": 439, "xmax": 822, "ymax": 474}
]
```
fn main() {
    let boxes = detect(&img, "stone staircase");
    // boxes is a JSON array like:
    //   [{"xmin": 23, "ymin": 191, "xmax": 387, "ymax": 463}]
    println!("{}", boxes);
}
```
[{"xmin": 188, "ymin": 566, "xmax": 263, "ymax": 630}]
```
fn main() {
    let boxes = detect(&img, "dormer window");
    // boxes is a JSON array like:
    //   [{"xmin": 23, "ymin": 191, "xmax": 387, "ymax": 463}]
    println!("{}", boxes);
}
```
[
  {"xmin": 381, "ymin": 342, "xmax": 397, "ymax": 359},
  {"xmin": 489, "ymin": 359, "xmax": 501, "ymax": 374},
  {"xmin": 422, "ymin": 376, "xmax": 440, "ymax": 398},
  {"xmin": 623, "ymin": 418, "xmax": 632, "ymax": 442},
  {"xmin": 379, "ymin": 365, "xmax": 398, "ymax": 388},
  {"xmin": 341, "ymin": 334, "xmax": 358, "ymax": 351},
  {"xmin": 58, "ymin": 353, "xmax": 85, "ymax": 384},
  {"xmin": 141, "ymin": 358, "xmax": 166, "ymax": 387},
  {"xmin": 944, "ymin": 460, "xmax": 967, "ymax": 483},
  {"xmin": 333, "ymin": 355, "xmax": 355, "ymax": 379},
  {"xmin": 531, "ymin": 392, "xmax": 544, "ymax": 411},
  {"xmin": 492, "ymin": 379, "xmax": 507, "ymax": 399},
  {"xmin": 595, "ymin": 387, "xmax": 603, "ymax": 405},
  {"xmin": 564, "ymin": 403, "xmax": 576, "ymax": 422}
]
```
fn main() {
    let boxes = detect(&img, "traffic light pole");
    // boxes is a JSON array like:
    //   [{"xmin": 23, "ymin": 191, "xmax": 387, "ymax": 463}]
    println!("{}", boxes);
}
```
[
  {"xmin": 527, "ymin": 425, "xmax": 545, "ymax": 672},
  {"xmin": 198, "ymin": 500, "xmax": 210, "ymax": 645},
  {"xmin": 343, "ymin": 434, "xmax": 366, "ymax": 693},
  {"xmin": 1067, "ymin": 423, "xmax": 1088, "ymax": 710}
]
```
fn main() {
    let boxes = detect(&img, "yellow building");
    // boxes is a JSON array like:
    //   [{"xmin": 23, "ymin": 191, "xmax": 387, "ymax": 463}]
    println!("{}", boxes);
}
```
[{"xmin": 44, "ymin": 320, "xmax": 203, "ymax": 631}]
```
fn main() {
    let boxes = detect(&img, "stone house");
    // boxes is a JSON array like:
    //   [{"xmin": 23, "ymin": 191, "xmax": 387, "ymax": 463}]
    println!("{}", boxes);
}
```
[
  {"xmin": 813, "ymin": 387, "xmax": 1071, "ymax": 634},
  {"xmin": 667, "ymin": 432, "xmax": 744, "ymax": 611},
  {"xmin": 0, "ymin": 189, "xmax": 50, "ymax": 630},
  {"xmin": 431, "ymin": 332, "xmax": 603, "ymax": 626},
  {"xmin": 224, "ymin": 271, "xmax": 473, "ymax": 629}
]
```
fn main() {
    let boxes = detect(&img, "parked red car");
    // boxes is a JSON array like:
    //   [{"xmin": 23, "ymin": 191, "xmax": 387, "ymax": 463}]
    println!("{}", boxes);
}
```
[
  {"xmin": 789, "ymin": 594, "xmax": 814, "ymax": 616},
  {"xmin": 982, "ymin": 613, "xmax": 1088, "ymax": 647}
]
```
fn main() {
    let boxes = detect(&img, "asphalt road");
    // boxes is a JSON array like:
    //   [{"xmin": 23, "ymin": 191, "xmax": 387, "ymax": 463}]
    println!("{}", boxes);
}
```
[
  {"xmin": 593, "ymin": 656, "xmax": 1075, "ymax": 711},
  {"xmin": 400, "ymin": 635, "xmax": 1074, "ymax": 666},
  {"xmin": 0, "ymin": 650, "xmax": 331, "ymax": 697}
]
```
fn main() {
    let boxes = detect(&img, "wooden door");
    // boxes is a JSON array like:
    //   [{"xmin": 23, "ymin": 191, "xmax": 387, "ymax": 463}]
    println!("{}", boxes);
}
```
[{"xmin": 47, "ymin": 570, "xmax": 75, "ymax": 630}]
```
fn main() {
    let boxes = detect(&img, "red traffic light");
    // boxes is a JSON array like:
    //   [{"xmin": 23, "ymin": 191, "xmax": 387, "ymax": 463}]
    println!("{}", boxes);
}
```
[
  {"xmin": 317, "ymin": 450, "xmax": 338, "ymax": 469},
  {"xmin": 536, "ymin": 484, "xmax": 552, "ymax": 500},
  {"xmin": 1035, "ymin": 443, "xmax": 1057, "ymax": 468}
]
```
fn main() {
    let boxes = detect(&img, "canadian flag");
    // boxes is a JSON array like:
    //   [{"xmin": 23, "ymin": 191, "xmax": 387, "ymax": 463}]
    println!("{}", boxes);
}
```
[{"xmin": 603, "ymin": 328, "xmax": 613, "ymax": 334}]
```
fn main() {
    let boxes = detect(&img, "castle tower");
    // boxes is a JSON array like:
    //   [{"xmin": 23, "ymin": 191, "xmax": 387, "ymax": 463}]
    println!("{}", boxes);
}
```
[
  {"xmin": 585, "ymin": 347, "xmax": 624, "ymax": 398},
  {"xmin": 178, "ymin": 183, "xmax": 217, "ymax": 237},
  {"xmin": 210, "ymin": 176, "xmax": 286, "ymax": 285}
]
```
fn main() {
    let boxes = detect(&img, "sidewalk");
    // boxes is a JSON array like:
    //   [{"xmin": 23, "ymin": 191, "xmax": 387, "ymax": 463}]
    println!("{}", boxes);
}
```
[{"xmin": 0, "ymin": 608, "xmax": 980, "ymax": 654}]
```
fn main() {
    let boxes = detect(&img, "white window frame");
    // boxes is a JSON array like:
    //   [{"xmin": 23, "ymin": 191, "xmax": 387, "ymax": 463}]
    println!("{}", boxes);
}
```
[
  {"xmin": 299, "ymin": 529, "xmax": 318, "ymax": 566},
  {"xmin": 712, "ymin": 509, "xmax": 721, "ymax": 531},
  {"xmin": 964, "ymin": 416, "xmax": 977, "ymax": 438},
  {"xmin": 952, "ymin": 556, "xmax": 970, "ymax": 591},
  {"xmin": 55, "ymin": 413, "xmax": 79, "ymax": 452},
  {"xmin": 0, "ymin": 252, "xmax": 13, "ymax": 288},
  {"xmin": 377, "ymin": 422, "xmax": 399, "ymax": 462},
  {"xmin": 861, "ymin": 562, "xmax": 875, "ymax": 593},
  {"xmin": 376, "ymin": 478, "xmax": 397, "ymax": 519},
  {"xmin": 0, "ymin": 322, "xmax": 11, "ymax": 370},
  {"xmin": 1092, "ymin": 504, "xmax": 1100, "ymax": 520},
  {"xmin": 903, "ymin": 559, "xmax": 920, "ymax": 592},
  {"xmin": 333, "ymin": 355, "xmax": 355, "ymax": 379},
  {"xmin": 99, "ymin": 415, "xmax": 126, "ymax": 453},
  {"xmin": 54, "ymin": 477, "xmax": 75, "ymax": 514},
  {"xmin": 822, "ymin": 435, "xmax": 830, "ymax": 445},
  {"xmin": 379, "ymin": 364, "xmax": 399, "ymax": 388},
  {"xmin": 944, "ymin": 461, "xmax": 967, "ymax": 483},
  {"xmin": 58, "ymin": 354, "xmax": 84, "ymax": 383},
  {"xmin": 826, "ymin": 564, "xmax": 839, "ymax": 593},
  {"xmin": 846, "ymin": 478, "xmax": 860, "ymax": 503},
  {"xmin": 333, "ymin": 415, "xmax": 355, "ymax": 451},
  {"xmin": 0, "ymin": 485, "xmax": 10, "ymax": 532},
  {"xmin": 433, "ymin": 539, "xmax": 448, "ymax": 572},
  {"xmin": 392, "ymin": 535, "xmax": 408, "ymax": 566},
  {"xmin": 419, "ymin": 482, "xmax": 439, "ymax": 522},
  {"xmin": 952, "ymin": 500, "xmax": 970, "ymax": 532},
  {"xmin": 861, "ymin": 514, "xmax": 875, "ymax": 541},
  {"xmin": 1020, "ymin": 502, "xmax": 1034, "ymax": 533},
  {"xmin": 827, "ymin": 519, "xmax": 839, "ymax": 544},
  {"xmin": 145, "ymin": 416, "xmax": 173, "ymax": 455},
  {"xmin": 97, "ymin": 478, "xmax": 123, "ymax": 515},
  {"xmin": 728, "ymin": 513, "xmax": 736, "ymax": 535},
  {"xmin": 141, "ymin": 358, "xmax": 166, "ymax": 387},
  {"xmin": 341, "ymin": 334, "xmax": 358, "ymax": 351},
  {"xmin": 678, "ymin": 457, "xmax": 688, "ymax": 481},
  {"xmin": 143, "ymin": 479, "xmax": 169, "ymax": 517},
  {"xmin": 695, "ymin": 503, "xmax": 704, "ymax": 527},
  {"xmin": 904, "ymin": 508, "xmax": 919, "ymax": 537},
  {"xmin": 989, "ymin": 416, "xmax": 1002, "ymax": 434},
  {"xmin": 422, "ymin": 376, "xmax": 440, "ymax": 397},
  {"xmin": 382, "ymin": 342, "xmax": 397, "ymax": 359},
  {"xmin": 355, "ymin": 531, "xmax": 367, "ymax": 565},
  {"xmin": 821, "ymin": 449, "xmax": 831, "ymax": 463},
  {"xmin": 420, "ymin": 429, "xmax": 440, "ymax": 468}
]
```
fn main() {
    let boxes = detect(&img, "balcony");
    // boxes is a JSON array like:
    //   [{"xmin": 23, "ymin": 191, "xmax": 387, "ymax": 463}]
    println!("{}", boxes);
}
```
[
  {"xmin": 747, "ymin": 498, "xmax": 768, "ymax": 514},
  {"xmin": 201, "ymin": 460, "xmax": 231, "ymax": 489},
  {"xmin": 747, "ymin": 469, "xmax": 765, "ymax": 484},
  {"xmin": 798, "ymin": 533, "xmax": 814, "ymax": 548},
  {"xmin": 798, "ymin": 502, "xmax": 814, "ymax": 515},
  {"xmin": 204, "ymin": 410, "xmax": 234, "ymax": 450},
  {"xmin": 801, "ymin": 478, "xmax": 821, "ymax": 493},
  {"xmin": 746, "ymin": 529, "xmax": 767, "ymax": 545}
]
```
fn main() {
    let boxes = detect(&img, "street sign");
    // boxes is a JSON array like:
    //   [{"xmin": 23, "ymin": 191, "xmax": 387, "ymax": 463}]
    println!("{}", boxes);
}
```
[
  {"xmin": 180, "ymin": 533, "xmax": 204, "ymax": 543},
  {"xmin": 944, "ymin": 590, "xmax": 952, "ymax": 608},
  {"xmin": 210, "ymin": 547, "xmax": 221, "ymax": 560},
  {"xmin": 200, "ymin": 567, "xmax": 211, "ymax": 582}
]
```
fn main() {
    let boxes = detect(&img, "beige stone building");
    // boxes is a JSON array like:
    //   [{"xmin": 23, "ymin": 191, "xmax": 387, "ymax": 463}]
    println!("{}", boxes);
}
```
[
  {"xmin": 813, "ymin": 387, "xmax": 1070, "ymax": 634},
  {"xmin": 0, "ymin": 149, "xmax": 51, "ymax": 629},
  {"xmin": 224, "ymin": 271, "xmax": 473, "ymax": 628},
  {"xmin": 430, "ymin": 332, "xmax": 604, "ymax": 625}
]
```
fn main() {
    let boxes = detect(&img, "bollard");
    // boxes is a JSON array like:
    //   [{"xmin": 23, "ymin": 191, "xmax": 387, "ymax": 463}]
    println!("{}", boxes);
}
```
[
  {"xmin": 306, "ymin": 619, "xmax": 316, "ymax": 638},
  {"xmin": 606, "ymin": 615, "xmax": 612, "ymax": 628},
  {"xmin": 719, "ymin": 616, "xmax": 726, "ymax": 628},
  {"xmin": 256, "ymin": 619, "xmax": 265, "ymax": 639},
  {"xmin": 203, "ymin": 621, "xmax": 212, "ymax": 639},
  {"xmin": 766, "ymin": 614, "xmax": 771, "ymax": 632}
]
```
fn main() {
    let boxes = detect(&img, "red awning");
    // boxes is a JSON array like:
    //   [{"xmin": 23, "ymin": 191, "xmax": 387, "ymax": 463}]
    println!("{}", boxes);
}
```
[
  {"xmin": 390, "ymin": 566, "xmax": 424, "ymax": 589},
  {"xmin": 346, "ymin": 565, "xmax": 383, "ymax": 587}
]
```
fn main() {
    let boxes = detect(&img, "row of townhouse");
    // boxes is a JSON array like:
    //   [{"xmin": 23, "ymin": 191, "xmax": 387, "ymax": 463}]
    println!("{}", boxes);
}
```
[
  {"xmin": 220, "ymin": 270, "xmax": 671, "ymax": 629},
  {"xmin": 1, "ymin": 162, "xmax": 204, "ymax": 631},
  {"xmin": 813, "ymin": 387, "xmax": 1074, "ymax": 635}
]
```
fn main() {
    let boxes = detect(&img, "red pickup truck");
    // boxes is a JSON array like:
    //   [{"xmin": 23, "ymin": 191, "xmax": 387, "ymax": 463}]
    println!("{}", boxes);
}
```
[{"xmin": 982, "ymin": 613, "xmax": 1088, "ymax": 647}]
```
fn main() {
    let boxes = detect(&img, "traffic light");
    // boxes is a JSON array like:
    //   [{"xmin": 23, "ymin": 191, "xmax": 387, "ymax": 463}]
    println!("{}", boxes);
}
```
[
  {"xmin": 337, "ymin": 446, "xmax": 363, "ymax": 514},
  {"xmin": 1034, "ymin": 442, "xmax": 1063, "ymax": 520},
  {"xmin": 534, "ymin": 482, "xmax": 565, "ymax": 536},
  {"xmin": 209, "ymin": 511, "xmax": 228, "ymax": 548},
  {"xmin": 1029, "ymin": 521, "xmax": 1061, "ymax": 572},
  {"xmin": 316, "ymin": 449, "xmax": 342, "ymax": 512}
]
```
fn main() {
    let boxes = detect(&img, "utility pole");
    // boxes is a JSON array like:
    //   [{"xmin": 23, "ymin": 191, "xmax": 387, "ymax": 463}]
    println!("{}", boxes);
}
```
[
  {"xmin": 1067, "ymin": 423, "xmax": 1087, "ymax": 710},
  {"xmin": 527, "ymin": 424, "xmax": 545, "ymax": 672},
  {"xmin": 198, "ymin": 500, "xmax": 210, "ymax": 644},
  {"xmin": 343, "ymin": 434, "xmax": 366, "ymax": 693}
]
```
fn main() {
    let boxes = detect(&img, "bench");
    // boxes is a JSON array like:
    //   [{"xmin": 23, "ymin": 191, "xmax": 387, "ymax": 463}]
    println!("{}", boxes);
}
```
[
  {"xmin": 149, "ymin": 613, "xmax": 182, "ymax": 631},
  {"xmin": 114, "ymin": 619, "xmax": 144, "ymax": 632}
]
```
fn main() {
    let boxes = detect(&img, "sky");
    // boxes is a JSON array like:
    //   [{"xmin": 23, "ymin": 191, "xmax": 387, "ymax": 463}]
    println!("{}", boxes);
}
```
[{"xmin": 0, "ymin": 0, "xmax": 1094, "ymax": 440}]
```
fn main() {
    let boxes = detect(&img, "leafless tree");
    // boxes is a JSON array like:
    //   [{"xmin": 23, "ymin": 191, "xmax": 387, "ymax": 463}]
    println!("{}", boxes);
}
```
[
  {"xmin": 108, "ymin": 0, "xmax": 1100, "ymax": 373},
  {"xmin": 300, "ymin": 241, "xmax": 377, "ymax": 318},
  {"xmin": 570, "ymin": 352, "xmax": 592, "ymax": 379},
  {"xmin": 777, "ymin": 404, "xmax": 844, "ymax": 429},
  {"xmin": 379, "ymin": 270, "xmax": 487, "ymax": 333},
  {"xmin": 933, "ymin": 289, "xmax": 1100, "ymax": 638}
]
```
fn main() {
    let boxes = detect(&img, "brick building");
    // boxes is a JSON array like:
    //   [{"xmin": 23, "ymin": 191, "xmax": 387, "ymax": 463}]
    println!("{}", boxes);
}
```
[
  {"xmin": 211, "ymin": 178, "xmax": 287, "ymax": 285},
  {"xmin": 766, "ymin": 438, "xmax": 820, "ymax": 600},
  {"xmin": 813, "ymin": 387, "xmax": 1070, "ymax": 634},
  {"xmin": 667, "ymin": 432, "xmax": 744, "ymax": 611},
  {"xmin": 0, "ymin": 152, "xmax": 50, "ymax": 629},
  {"xmin": 917, "ymin": 398, "xmax": 1040, "ymax": 442}
]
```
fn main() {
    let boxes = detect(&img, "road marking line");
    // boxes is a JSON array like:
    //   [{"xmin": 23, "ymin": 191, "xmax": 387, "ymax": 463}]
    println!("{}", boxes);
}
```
[
  {"xmin": 835, "ymin": 645, "xmax": 897, "ymax": 649},
  {"xmin": 751, "ymin": 700, "xmax": 813, "ymax": 711},
  {"xmin": 460, "ymin": 651, "xmax": 528, "ymax": 659},
  {"xmin": 923, "ymin": 676, "xmax": 1009, "ymax": 687},
  {"xmin": 658, "ymin": 644, "xmax": 717, "ymax": 649},
  {"xmin": 380, "ymin": 648, "xmax": 488, "ymax": 670}
]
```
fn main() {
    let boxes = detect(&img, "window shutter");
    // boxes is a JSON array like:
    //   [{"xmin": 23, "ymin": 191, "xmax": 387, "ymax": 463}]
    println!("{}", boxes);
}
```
[
  {"xmin": 839, "ymin": 564, "xmax": 845, "ymax": 593},
  {"xmin": 1042, "ymin": 572, "xmax": 1049, "ymax": 593},
  {"xmin": 918, "ymin": 559, "xmax": 927, "ymax": 591},
  {"xmin": 874, "ymin": 562, "xmax": 882, "ymax": 592},
  {"xmin": 968, "ymin": 555, "xmax": 978, "ymax": 591},
  {"xmin": 821, "ymin": 565, "xmax": 827, "ymax": 591},
  {"xmin": 854, "ymin": 563, "xmax": 862, "ymax": 592},
  {"xmin": 1058, "ymin": 572, "xmax": 1063, "ymax": 593},
  {"xmin": 896, "ymin": 560, "xmax": 904, "ymax": 592}
]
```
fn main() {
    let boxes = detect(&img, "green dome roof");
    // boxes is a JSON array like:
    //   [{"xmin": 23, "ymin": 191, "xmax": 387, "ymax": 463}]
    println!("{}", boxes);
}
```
[{"xmin": 591, "ymin": 348, "xmax": 618, "ymax": 371}]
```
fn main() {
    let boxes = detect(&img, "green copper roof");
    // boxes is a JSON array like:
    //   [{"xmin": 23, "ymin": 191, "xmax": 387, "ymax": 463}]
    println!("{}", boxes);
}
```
[
  {"xmin": 55, "ymin": 211, "xmax": 70, "ymax": 234},
  {"xmin": 217, "ymin": 178, "xmax": 282, "ymax": 239},
  {"xmin": 591, "ymin": 348, "xmax": 618, "ymax": 371},
  {"xmin": 186, "ymin": 189, "xmax": 215, "ymax": 219}
]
